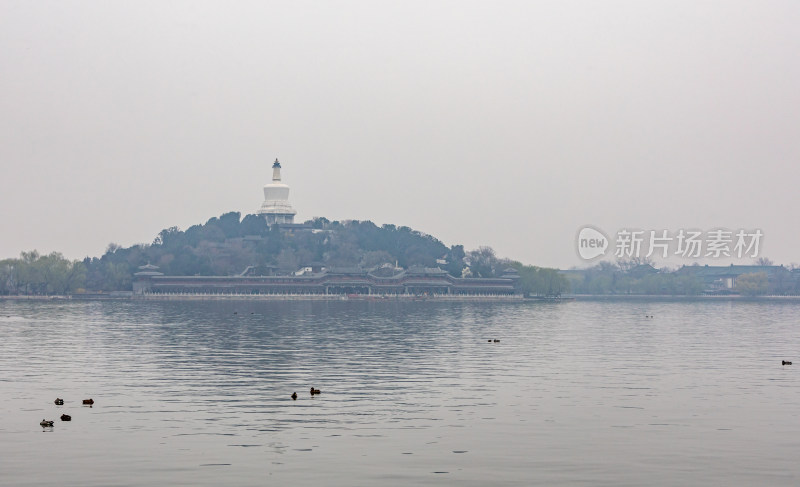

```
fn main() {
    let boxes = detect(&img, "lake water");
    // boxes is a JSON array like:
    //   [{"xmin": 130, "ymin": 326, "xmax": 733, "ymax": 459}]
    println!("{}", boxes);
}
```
[{"xmin": 1, "ymin": 299, "xmax": 799, "ymax": 486}]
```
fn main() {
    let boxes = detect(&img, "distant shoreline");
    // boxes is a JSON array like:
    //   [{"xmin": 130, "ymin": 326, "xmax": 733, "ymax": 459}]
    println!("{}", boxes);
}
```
[
  {"xmin": 0, "ymin": 293, "xmax": 526, "ymax": 302},
  {"xmin": 568, "ymin": 294, "xmax": 800, "ymax": 301},
  {"xmin": 133, "ymin": 293, "xmax": 526, "ymax": 302},
  {"xmin": 4, "ymin": 293, "xmax": 800, "ymax": 303}
]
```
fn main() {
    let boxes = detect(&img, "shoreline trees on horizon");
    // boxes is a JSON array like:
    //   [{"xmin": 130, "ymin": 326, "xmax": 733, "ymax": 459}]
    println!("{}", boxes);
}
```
[{"xmin": 4, "ymin": 212, "xmax": 794, "ymax": 297}]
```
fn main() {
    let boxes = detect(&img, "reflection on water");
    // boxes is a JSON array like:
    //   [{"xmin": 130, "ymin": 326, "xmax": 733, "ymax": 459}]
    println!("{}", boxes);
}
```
[{"xmin": 1, "ymin": 299, "xmax": 799, "ymax": 486}]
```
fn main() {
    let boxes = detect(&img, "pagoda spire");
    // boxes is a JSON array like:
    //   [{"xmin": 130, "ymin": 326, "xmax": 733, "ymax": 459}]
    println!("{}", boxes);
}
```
[{"xmin": 272, "ymin": 158, "xmax": 282, "ymax": 182}]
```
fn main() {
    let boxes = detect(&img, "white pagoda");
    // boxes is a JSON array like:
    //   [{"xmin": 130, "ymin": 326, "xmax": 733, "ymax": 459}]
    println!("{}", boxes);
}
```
[{"xmin": 257, "ymin": 158, "xmax": 297, "ymax": 224}]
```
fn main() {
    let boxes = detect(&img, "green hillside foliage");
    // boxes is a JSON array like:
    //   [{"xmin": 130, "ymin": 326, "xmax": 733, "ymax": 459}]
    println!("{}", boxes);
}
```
[
  {"xmin": 2, "ymin": 212, "xmax": 566, "ymax": 295},
  {"xmin": 82, "ymin": 213, "xmax": 461, "ymax": 291}
]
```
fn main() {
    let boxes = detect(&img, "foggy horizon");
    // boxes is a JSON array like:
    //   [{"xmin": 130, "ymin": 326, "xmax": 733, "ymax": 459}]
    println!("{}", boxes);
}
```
[{"xmin": 2, "ymin": 1, "xmax": 799, "ymax": 269}]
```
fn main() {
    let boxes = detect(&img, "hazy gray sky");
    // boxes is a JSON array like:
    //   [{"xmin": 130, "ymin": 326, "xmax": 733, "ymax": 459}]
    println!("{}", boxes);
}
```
[{"xmin": 2, "ymin": 1, "xmax": 799, "ymax": 269}]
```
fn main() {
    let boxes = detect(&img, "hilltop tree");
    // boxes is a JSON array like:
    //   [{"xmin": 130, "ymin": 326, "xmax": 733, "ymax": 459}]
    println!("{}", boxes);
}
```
[{"xmin": 467, "ymin": 247, "xmax": 500, "ymax": 278}]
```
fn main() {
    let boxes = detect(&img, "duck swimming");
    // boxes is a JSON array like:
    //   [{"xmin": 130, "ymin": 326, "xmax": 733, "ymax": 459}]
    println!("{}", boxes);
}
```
[
  {"xmin": 40, "ymin": 419, "xmax": 54, "ymax": 427},
  {"xmin": 291, "ymin": 392, "xmax": 298, "ymax": 400},
  {"xmin": 310, "ymin": 388, "xmax": 321, "ymax": 395},
  {"xmin": 783, "ymin": 360, "xmax": 793, "ymax": 365},
  {"xmin": 54, "ymin": 398, "xmax": 64, "ymax": 405},
  {"xmin": 82, "ymin": 399, "xmax": 94, "ymax": 405},
  {"xmin": 60, "ymin": 414, "xmax": 71, "ymax": 421}
]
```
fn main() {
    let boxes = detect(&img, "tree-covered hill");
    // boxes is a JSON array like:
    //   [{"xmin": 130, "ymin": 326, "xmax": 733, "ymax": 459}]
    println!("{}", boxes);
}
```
[{"xmin": 0, "ymin": 212, "xmax": 568, "ymax": 296}]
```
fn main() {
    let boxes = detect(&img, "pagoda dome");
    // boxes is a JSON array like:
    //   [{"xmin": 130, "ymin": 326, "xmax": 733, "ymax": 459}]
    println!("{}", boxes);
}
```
[{"xmin": 257, "ymin": 158, "xmax": 297, "ymax": 224}]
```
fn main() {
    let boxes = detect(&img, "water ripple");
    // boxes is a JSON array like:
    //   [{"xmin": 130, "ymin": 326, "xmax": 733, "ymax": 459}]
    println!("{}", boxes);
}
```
[{"xmin": 1, "ymin": 299, "xmax": 799, "ymax": 486}]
